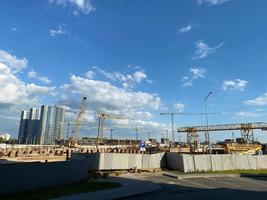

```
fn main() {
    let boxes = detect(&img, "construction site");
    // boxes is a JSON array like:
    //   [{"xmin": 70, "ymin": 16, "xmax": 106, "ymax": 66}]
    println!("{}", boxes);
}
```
[{"xmin": 1, "ymin": 96, "xmax": 267, "ymax": 162}]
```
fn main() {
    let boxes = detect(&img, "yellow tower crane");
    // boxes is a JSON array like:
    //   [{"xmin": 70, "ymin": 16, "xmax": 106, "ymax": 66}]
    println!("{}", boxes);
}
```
[{"xmin": 66, "ymin": 97, "xmax": 87, "ymax": 147}]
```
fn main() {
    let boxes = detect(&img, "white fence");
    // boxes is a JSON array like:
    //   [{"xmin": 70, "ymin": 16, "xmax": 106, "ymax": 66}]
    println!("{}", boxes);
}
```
[
  {"xmin": 166, "ymin": 153, "xmax": 267, "ymax": 172},
  {"xmin": 71, "ymin": 152, "xmax": 166, "ymax": 170}
]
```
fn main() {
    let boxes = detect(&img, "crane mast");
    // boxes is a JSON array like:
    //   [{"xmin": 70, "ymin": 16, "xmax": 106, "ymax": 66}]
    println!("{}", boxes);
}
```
[{"xmin": 68, "ymin": 96, "xmax": 87, "ymax": 147}]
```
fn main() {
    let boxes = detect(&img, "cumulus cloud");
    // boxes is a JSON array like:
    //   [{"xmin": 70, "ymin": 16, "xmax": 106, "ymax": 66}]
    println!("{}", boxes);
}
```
[
  {"xmin": 0, "ymin": 49, "xmax": 28, "ymax": 73},
  {"xmin": 49, "ymin": 0, "xmax": 95, "ymax": 15},
  {"xmin": 197, "ymin": 0, "xmax": 230, "ymax": 6},
  {"xmin": 244, "ymin": 93, "xmax": 267, "ymax": 106},
  {"xmin": 193, "ymin": 40, "xmax": 223, "ymax": 59},
  {"xmin": 57, "ymin": 73, "xmax": 166, "ymax": 130},
  {"xmin": 190, "ymin": 68, "xmax": 206, "ymax": 79},
  {"xmin": 0, "ymin": 63, "xmax": 54, "ymax": 107},
  {"xmin": 28, "ymin": 69, "xmax": 51, "ymax": 84},
  {"xmin": 222, "ymin": 79, "xmax": 248, "ymax": 91},
  {"xmin": 179, "ymin": 24, "xmax": 192, "ymax": 33},
  {"xmin": 91, "ymin": 66, "xmax": 152, "ymax": 90},
  {"xmin": 60, "ymin": 75, "xmax": 160, "ymax": 111},
  {"xmin": 85, "ymin": 70, "xmax": 95, "ymax": 79},
  {"xmin": 50, "ymin": 25, "xmax": 67, "ymax": 37},
  {"xmin": 182, "ymin": 68, "xmax": 206, "ymax": 87},
  {"xmin": 173, "ymin": 103, "xmax": 185, "ymax": 112}
]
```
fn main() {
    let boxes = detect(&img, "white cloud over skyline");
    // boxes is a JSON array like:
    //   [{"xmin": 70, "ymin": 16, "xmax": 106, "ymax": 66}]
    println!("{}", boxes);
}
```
[
  {"xmin": 50, "ymin": 25, "xmax": 67, "ymax": 37},
  {"xmin": 91, "ymin": 66, "xmax": 153, "ymax": 90},
  {"xmin": 49, "ymin": 0, "xmax": 95, "ymax": 15},
  {"xmin": 173, "ymin": 102, "xmax": 185, "ymax": 112},
  {"xmin": 244, "ymin": 93, "xmax": 267, "ymax": 106},
  {"xmin": 28, "ymin": 69, "xmax": 51, "ymax": 84},
  {"xmin": 222, "ymin": 79, "xmax": 248, "ymax": 92},
  {"xmin": 179, "ymin": 24, "xmax": 192, "ymax": 33},
  {"xmin": 0, "ymin": 50, "xmax": 28, "ymax": 73},
  {"xmin": 193, "ymin": 40, "xmax": 223, "ymax": 59},
  {"xmin": 182, "ymin": 68, "xmax": 206, "ymax": 87},
  {"xmin": 197, "ymin": 0, "xmax": 231, "ymax": 6}
]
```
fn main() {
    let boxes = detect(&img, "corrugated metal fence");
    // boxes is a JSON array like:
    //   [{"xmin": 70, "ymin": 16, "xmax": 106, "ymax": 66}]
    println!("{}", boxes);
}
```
[
  {"xmin": 0, "ymin": 160, "xmax": 88, "ymax": 195},
  {"xmin": 71, "ymin": 153, "xmax": 166, "ymax": 170}
]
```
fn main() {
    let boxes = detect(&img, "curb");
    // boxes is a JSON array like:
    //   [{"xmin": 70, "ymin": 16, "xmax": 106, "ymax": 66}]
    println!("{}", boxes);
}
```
[{"xmin": 162, "ymin": 172, "xmax": 240, "ymax": 179}]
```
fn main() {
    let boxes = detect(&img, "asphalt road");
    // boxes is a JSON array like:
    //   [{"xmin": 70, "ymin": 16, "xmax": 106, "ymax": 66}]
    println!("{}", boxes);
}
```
[{"xmin": 124, "ymin": 173, "xmax": 267, "ymax": 200}]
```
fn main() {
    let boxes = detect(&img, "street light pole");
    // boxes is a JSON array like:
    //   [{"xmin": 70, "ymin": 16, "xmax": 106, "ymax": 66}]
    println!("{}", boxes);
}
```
[
  {"xmin": 205, "ymin": 91, "xmax": 213, "ymax": 171},
  {"xmin": 160, "ymin": 113, "xmax": 175, "ymax": 144},
  {"xmin": 171, "ymin": 113, "xmax": 175, "ymax": 143}
]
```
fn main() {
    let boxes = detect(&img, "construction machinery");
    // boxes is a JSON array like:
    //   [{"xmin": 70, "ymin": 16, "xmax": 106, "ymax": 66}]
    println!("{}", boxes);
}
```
[
  {"xmin": 65, "ymin": 97, "xmax": 87, "ymax": 147},
  {"xmin": 96, "ymin": 111, "xmax": 130, "ymax": 149},
  {"xmin": 160, "ymin": 112, "xmax": 221, "ymax": 143},
  {"xmin": 177, "ymin": 122, "xmax": 267, "ymax": 154}
]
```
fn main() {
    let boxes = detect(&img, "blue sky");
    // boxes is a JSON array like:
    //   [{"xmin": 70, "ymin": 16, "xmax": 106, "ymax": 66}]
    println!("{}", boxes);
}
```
[{"xmin": 1, "ymin": 0, "xmax": 267, "ymax": 142}]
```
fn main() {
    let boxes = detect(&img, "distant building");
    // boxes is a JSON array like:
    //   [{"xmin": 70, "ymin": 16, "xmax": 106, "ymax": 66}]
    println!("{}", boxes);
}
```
[
  {"xmin": 18, "ymin": 110, "xmax": 30, "ymax": 144},
  {"xmin": 17, "ymin": 105, "xmax": 65, "ymax": 145},
  {"xmin": 39, "ymin": 105, "xmax": 53, "ymax": 145},
  {"xmin": 26, "ymin": 108, "xmax": 40, "ymax": 144},
  {"xmin": 0, "ymin": 133, "xmax": 11, "ymax": 141},
  {"xmin": 52, "ymin": 106, "xmax": 65, "ymax": 142}
]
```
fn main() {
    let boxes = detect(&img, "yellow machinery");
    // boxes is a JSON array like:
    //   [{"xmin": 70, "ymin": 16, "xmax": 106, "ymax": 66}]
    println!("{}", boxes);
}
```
[
  {"xmin": 66, "ymin": 97, "xmax": 87, "ymax": 148},
  {"xmin": 224, "ymin": 143, "xmax": 262, "ymax": 155}
]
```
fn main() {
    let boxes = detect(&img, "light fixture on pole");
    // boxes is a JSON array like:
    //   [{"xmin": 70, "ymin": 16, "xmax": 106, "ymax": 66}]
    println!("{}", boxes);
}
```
[{"xmin": 204, "ymin": 91, "xmax": 213, "ymax": 171}]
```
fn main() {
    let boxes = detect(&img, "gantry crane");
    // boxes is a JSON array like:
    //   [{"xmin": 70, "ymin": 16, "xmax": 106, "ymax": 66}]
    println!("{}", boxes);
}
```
[
  {"xmin": 177, "ymin": 122, "xmax": 267, "ymax": 145},
  {"xmin": 160, "ymin": 112, "xmax": 221, "ymax": 143},
  {"xmin": 67, "ymin": 97, "xmax": 87, "ymax": 147}
]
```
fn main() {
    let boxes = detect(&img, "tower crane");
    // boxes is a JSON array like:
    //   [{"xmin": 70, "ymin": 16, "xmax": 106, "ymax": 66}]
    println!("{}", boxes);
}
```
[
  {"xmin": 67, "ymin": 96, "xmax": 87, "ymax": 147},
  {"xmin": 96, "ymin": 111, "xmax": 130, "ymax": 149}
]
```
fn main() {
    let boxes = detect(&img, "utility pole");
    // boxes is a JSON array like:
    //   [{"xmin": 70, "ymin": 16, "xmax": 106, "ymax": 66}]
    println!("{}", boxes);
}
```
[
  {"xmin": 134, "ymin": 127, "xmax": 141, "ymax": 141},
  {"xmin": 110, "ymin": 128, "xmax": 114, "ymax": 140},
  {"xmin": 205, "ymin": 91, "xmax": 213, "ymax": 171},
  {"xmin": 160, "ymin": 113, "xmax": 176, "ymax": 143},
  {"xmin": 147, "ymin": 132, "xmax": 151, "ymax": 140}
]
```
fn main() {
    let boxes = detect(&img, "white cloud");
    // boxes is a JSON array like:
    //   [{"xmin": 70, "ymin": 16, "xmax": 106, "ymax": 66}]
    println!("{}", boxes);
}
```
[
  {"xmin": 193, "ymin": 40, "xmax": 223, "ymax": 59},
  {"xmin": 28, "ymin": 69, "xmax": 51, "ymax": 84},
  {"xmin": 49, "ymin": 0, "xmax": 95, "ymax": 15},
  {"xmin": 235, "ymin": 111, "xmax": 263, "ymax": 118},
  {"xmin": 0, "ymin": 49, "xmax": 28, "ymax": 73},
  {"xmin": 197, "ymin": 0, "xmax": 230, "ymax": 6},
  {"xmin": 222, "ymin": 79, "xmax": 248, "ymax": 91},
  {"xmin": 173, "ymin": 102, "xmax": 185, "ymax": 112},
  {"xmin": 11, "ymin": 28, "xmax": 18, "ymax": 31},
  {"xmin": 0, "ymin": 63, "xmax": 54, "ymax": 107},
  {"xmin": 57, "ymin": 73, "xmax": 166, "ymax": 130},
  {"xmin": 182, "ymin": 68, "xmax": 206, "ymax": 87},
  {"xmin": 61, "ymin": 74, "xmax": 160, "ymax": 111},
  {"xmin": 179, "ymin": 24, "xmax": 192, "ymax": 33},
  {"xmin": 244, "ymin": 93, "xmax": 267, "ymax": 106},
  {"xmin": 91, "ymin": 66, "xmax": 152, "ymax": 90},
  {"xmin": 85, "ymin": 70, "xmax": 95, "ymax": 79},
  {"xmin": 190, "ymin": 68, "xmax": 206, "ymax": 79},
  {"xmin": 50, "ymin": 25, "xmax": 67, "ymax": 37}
]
